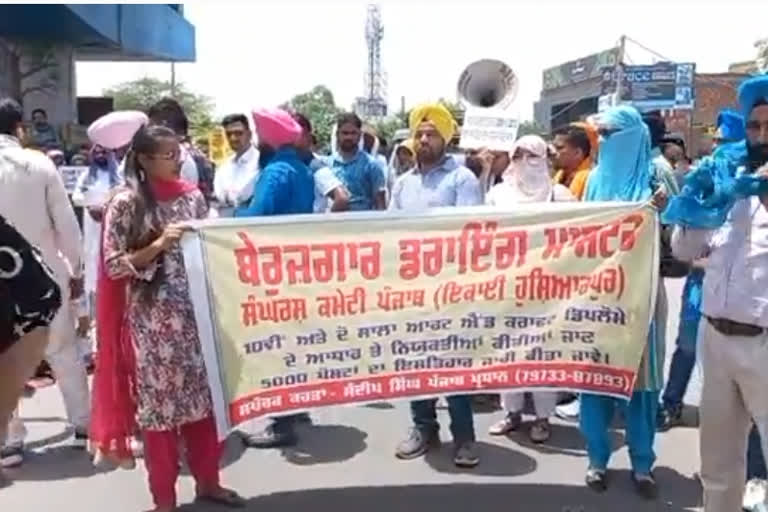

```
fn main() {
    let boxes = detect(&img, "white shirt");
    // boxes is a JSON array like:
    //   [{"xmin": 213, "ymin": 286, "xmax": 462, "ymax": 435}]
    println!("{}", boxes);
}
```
[
  {"xmin": 72, "ymin": 168, "xmax": 120, "ymax": 293},
  {"xmin": 0, "ymin": 135, "xmax": 82, "ymax": 283},
  {"xmin": 672, "ymin": 193, "xmax": 768, "ymax": 327},
  {"xmin": 313, "ymin": 166, "xmax": 342, "ymax": 213},
  {"xmin": 213, "ymin": 145, "xmax": 259, "ymax": 217}
]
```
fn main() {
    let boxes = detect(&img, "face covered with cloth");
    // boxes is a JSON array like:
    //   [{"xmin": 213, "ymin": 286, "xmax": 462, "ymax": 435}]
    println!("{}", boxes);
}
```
[{"xmin": 584, "ymin": 105, "xmax": 652, "ymax": 203}]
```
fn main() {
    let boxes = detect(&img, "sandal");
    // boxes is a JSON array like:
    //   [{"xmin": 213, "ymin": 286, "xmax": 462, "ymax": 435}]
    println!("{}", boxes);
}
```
[{"xmin": 195, "ymin": 487, "xmax": 246, "ymax": 508}]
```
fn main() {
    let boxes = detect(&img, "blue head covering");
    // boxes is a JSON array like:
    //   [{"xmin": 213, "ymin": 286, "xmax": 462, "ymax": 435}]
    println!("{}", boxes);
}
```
[
  {"xmin": 715, "ymin": 110, "xmax": 745, "ymax": 141},
  {"xmin": 738, "ymin": 73, "xmax": 768, "ymax": 119},
  {"xmin": 584, "ymin": 105, "xmax": 652, "ymax": 202},
  {"xmin": 662, "ymin": 74, "xmax": 768, "ymax": 228}
]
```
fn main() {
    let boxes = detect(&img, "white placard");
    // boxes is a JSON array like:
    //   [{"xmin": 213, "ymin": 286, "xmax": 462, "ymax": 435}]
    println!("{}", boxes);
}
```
[
  {"xmin": 459, "ymin": 107, "xmax": 520, "ymax": 152},
  {"xmin": 59, "ymin": 166, "xmax": 87, "ymax": 195}
]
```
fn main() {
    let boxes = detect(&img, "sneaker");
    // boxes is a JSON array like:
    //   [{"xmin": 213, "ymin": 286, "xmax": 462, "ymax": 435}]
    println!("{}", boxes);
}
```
[
  {"xmin": 453, "ymin": 441, "xmax": 480, "ymax": 468},
  {"xmin": 585, "ymin": 468, "xmax": 607, "ymax": 492},
  {"xmin": 0, "ymin": 445, "xmax": 23, "ymax": 468},
  {"xmin": 555, "ymin": 397, "xmax": 580, "ymax": 419},
  {"xmin": 657, "ymin": 405, "xmax": 683, "ymax": 432},
  {"xmin": 744, "ymin": 478, "xmax": 768, "ymax": 511},
  {"xmin": 241, "ymin": 423, "xmax": 297, "ymax": 449},
  {"xmin": 488, "ymin": 412, "xmax": 522, "ymax": 436},
  {"xmin": 395, "ymin": 427, "xmax": 440, "ymax": 460},
  {"xmin": 631, "ymin": 472, "xmax": 658, "ymax": 500},
  {"xmin": 529, "ymin": 419, "xmax": 551, "ymax": 444},
  {"xmin": 72, "ymin": 429, "xmax": 88, "ymax": 449}
]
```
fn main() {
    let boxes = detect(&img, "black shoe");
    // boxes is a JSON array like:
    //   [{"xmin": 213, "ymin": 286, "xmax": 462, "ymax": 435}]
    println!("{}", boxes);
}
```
[
  {"xmin": 585, "ymin": 468, "xmax": 607, "ymax": 493},
  {"xmin": 72, "ymin": 429, "xmax": 88, "ymax": 450},
  {"xmin": 632, "ymin": 472, "xmax": 658, "ymax": 500},
  {"xmin": 241, "ymin": 424, "xmax": 297, "ymax": 449},
  {"xmin": 657, "ymin": 405, "xmax": 683, "ymax": 432},
  {"xmin": 395, "ymin": 427, "xmax": 440, "ymax": 460}
]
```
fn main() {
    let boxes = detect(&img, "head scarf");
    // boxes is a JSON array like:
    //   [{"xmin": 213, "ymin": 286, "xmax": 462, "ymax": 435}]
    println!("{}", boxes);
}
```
[
  {"xmin": 738, "ymin": 73, "xmax": 768, "ymax": 119},
  {"xmin": 497, "ymin": 135, "xmax": 553, "ymax": 203},
  {"xmin": 389, "ymin": 139, "xmax": 415, "ymax": 175},
  {"xmin": 715, "ymin": 109, "xmax": 746, "ymax": 141},
  {"xmin": 584, "ymin": 105, "xmax": 652, "ymax": 202},
  {"xmin": 251, "ymin": 108, "xmax": 302, "ymax": 149},
  {"xmin": 409, "ymin": 103, "xmax": 457, "ymax": 143}
]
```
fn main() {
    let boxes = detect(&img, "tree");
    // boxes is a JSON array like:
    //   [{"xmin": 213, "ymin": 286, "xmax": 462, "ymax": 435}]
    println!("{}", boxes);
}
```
[
  {"xmin": 103, "ymin": 77, "xmax": 216, "ymax": 139},
  {"xmin": 0, "ymin": 39, "xmax": 60, "ymax": 103},
  {"xmin": 283, "ymin": 85, "xmax": 342, "ymax": 152},
  {"xmin": 369, "ymin": 116, "xmax": 406, "ymax": 146},
  {"xmin": 517, "ymin": 120, "xmax": 548, "ymax": 138}
]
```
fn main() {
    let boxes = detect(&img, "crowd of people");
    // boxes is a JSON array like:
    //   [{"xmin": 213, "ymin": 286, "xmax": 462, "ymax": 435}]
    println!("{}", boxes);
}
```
[{"xmin": 0, "ymin": 71, "xmax": 767, "ymax": 512}]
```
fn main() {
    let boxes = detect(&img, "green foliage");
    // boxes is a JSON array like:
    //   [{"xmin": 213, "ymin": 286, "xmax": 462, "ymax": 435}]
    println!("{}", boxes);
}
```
[
  {"xmin": 369, "ymin": 117, "xmax": 406, "ymax": 145},
  {"xmin": 518, "ymin": 120, "xmax": 548, "ymax": 138},
  {"xmin": 103, "ymin": 77, "xmax": 216, "ymax": 139},
  {"xmin": 283, "ymin": 85, "xmax": 342, "ymax": 152}
]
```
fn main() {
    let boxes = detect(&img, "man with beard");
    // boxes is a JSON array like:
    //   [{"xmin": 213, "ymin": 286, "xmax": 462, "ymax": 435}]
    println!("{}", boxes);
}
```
[
  {"xmin": 389, "ymin": 103, "xmax": 482, "ymax": 468},
  {"xmin": 329, "ymin": 113, "xmax": 386, "ymax": 211},
  {"xmin": 235, "ymin": 109, "xmax": 313, "ymax": 448},
  {"xmin": 670, "ymin": 74, "xmax": 768, "ymax": 512}
]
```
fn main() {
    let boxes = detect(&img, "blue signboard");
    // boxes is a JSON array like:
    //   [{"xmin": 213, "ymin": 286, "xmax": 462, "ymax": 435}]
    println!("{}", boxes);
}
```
[{"xmin": 601, "ymin": 62, "xmax": 695, "ymax": 110}]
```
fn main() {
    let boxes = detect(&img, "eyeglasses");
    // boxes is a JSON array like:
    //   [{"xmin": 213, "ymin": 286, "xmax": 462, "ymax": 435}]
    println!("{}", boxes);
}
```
[{"xmin": 746, "ymin": 120, "xmax": 768, "ymax": 132}]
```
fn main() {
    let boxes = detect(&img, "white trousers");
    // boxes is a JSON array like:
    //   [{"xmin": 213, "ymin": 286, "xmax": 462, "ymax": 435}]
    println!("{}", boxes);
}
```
[
  {"xmin": 699, "ymin": 319, "xmax": 768, "ymax": 512},
  {"xmin": 501, "ymin": 391, "xmax": 558, "ymax": 419},
  {"xmin": 3, "ymin": 301, "xmax": 90, "ymax": 446}
]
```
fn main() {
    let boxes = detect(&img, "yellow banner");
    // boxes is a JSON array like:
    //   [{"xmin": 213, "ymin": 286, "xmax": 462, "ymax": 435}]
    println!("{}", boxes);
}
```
[{"xmin": 183, "ymin": 203, "xmax": 658, "ymax": 431}]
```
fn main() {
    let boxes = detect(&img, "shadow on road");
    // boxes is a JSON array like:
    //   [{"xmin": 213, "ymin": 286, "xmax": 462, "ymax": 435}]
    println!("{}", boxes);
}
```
[
  {"xmin": 5, "ymin": 445, "xmax": 108, "ymax": 482},
  {"xmin": 424, "ymin": 440, "xmax": 537, "ymax": 477},
  {"xmin": 176, "ymin": 467, "xmax": 701, "ymax": 512},
  {"xmin": 279, "ymin": 424, "xmax": 368, "ymax": 466},
  {"xmin": 505, "ymin": 423, "xmax": 625, "ymax": 458}
]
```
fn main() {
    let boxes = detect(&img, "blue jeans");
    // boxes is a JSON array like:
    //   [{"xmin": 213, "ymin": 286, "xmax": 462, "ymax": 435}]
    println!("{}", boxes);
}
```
[
  {"xmin": 662, "ymin": 270, "xmax": 704, "ymax": 410},
  {"xmin": 410, "ymin": 396, "xmax": 475, "ymax": 443},
  {"xmin": 748, "ymin": 424, "xmax": 767, "ymax": 480},
  {"xmin": 580, "ymin": 391, "xmax": 658, "ymax": 474}
]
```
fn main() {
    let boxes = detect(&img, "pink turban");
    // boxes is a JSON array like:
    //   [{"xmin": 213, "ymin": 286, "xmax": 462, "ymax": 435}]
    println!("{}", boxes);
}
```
[
  {"xmin": 252, "ymin": 108, "xmax": 302, "ymax": 148},
  {"xmin": 87, "ymin": 110, "xmax": 148, "ymax": 149}
]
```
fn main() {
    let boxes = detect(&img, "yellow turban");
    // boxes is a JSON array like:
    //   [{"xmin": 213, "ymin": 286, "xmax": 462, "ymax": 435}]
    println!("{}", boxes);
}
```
[{"xmin": 409, "ymin": 103, "xmax": 457, "ymax": 143}]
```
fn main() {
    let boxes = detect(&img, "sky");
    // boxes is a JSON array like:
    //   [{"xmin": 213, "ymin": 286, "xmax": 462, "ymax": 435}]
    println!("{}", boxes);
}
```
[{"xmin": 75, "ymin": 0, "xmax": 767, "ymax": 121}]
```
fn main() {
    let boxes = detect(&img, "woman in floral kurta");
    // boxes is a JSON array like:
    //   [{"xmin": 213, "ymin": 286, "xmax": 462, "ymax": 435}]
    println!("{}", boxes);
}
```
[{"xmin": 94, "ymin": 124, "xmax": 243, "ymax": 512}]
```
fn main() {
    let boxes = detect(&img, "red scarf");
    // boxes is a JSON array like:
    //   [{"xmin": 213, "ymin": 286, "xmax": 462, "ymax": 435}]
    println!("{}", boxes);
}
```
[{"xmin": 89, "ymin": 177, "xmax": 197, "ymax": 460}]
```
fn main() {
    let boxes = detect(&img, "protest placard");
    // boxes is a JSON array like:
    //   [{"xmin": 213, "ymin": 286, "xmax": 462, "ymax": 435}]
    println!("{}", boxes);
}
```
[{"xmin": 182, "ymin": 203, "xmax": 659, "ymax": 436}]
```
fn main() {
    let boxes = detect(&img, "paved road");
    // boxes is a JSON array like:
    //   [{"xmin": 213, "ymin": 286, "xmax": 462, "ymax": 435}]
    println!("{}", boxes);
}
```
[{"xmin": 0, "ymin": 279, "xmax": 704, "ymax": 512}]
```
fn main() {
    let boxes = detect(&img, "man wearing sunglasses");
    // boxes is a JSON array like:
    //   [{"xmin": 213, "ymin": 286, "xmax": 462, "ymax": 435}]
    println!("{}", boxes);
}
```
[{"xmin": 671, "ymin": 74, "xmax": 768, "ymax": 512}]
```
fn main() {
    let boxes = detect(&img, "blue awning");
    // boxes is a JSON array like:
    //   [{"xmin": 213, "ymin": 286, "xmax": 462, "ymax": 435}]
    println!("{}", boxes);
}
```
[{"xmin": 0, "ymin": 4, "xmax": 195, "ymax": 62}]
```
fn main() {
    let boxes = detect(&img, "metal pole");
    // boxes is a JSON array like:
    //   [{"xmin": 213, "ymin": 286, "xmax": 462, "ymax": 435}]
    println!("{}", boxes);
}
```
[
  {"xmin": 170, "ymin": 62, "xmax": 177, "ymax": 97},
  {"xmin": 615, "ymin": 35, "xmax": 626, "ymax": 104}
]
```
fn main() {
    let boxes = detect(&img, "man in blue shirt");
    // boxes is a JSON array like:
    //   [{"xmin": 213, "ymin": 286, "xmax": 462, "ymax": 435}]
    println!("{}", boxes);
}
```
[
  {"xmin": 235, "ymin": 108, "xmax": 314, "ymax": 449},
  {"xmin": 235, "ymin": 108, "xmax": 314, "ymax": 217},
  {"xmin": 328, "ymin": 113, "xmax": 386, "ymax": 211}
]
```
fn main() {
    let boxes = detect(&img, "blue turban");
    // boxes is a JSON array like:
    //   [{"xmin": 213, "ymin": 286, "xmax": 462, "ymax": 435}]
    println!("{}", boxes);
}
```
[
  {"xmin": 739, "ymin": 73, "xmax": 768, "ymax": 119},
  {"xmin": 715, "ymin": 110, "xmax": 745, "ymax": 141},
  {"xmin": 584, "ymin": 105, "xmax": 652, "ymax": 202},
  {"xmin": 662, "ymin": 74, "xmax": 768, "ymax": 228}
]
